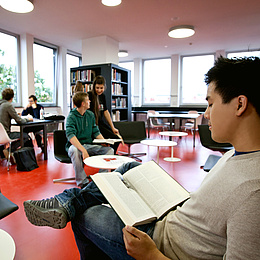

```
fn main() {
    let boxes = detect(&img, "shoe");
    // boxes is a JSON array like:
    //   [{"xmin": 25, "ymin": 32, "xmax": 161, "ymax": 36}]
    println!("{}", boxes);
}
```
[
  {"xmin": 23, "ymin": 197, "xmax": 68, "ymax": 229},
  {"xmin": 78, "ymin": 176, "xmax": 92, "ymax": 189}
]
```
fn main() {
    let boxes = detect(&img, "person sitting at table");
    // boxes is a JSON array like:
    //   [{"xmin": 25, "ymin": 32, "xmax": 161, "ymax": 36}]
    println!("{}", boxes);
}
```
[
  {"xmin": 0, "ymin": 88, "xmax": 33, "ymax": 162},
  {"xmin": 22, "ymin": 94, "xmax": 44, "ymax": 151},
  {"xmin": 23, "ymin": 56, "xmax": 260, "ymax": 259},
  {"xmin": 66, "ymin": 91, "xmax": 114, "ymax": 188}
]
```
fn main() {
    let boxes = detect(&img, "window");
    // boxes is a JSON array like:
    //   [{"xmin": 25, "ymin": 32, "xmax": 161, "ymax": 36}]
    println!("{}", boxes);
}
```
[
  {"xmin": 0, "ymin": 30, "xmax": 19, "ymax": 104},
  {"xmin": 119, "ymin": 61, "xmax": 134, "ymax": 105},
  {"xmin": 227, "ymin": 50, "xmax": 260, "ymax": 59},
  {"xmin": 33, "ymin": 41, "xmax": 57, "ymax": 104},
  {"xmin": 181, "ymin": 54, "xmax": 214, "ymax": 105},
  {"xmin": 143, "ymin": 58, "xmax": 171, "ymax": 105},
  {"xmin": 66, "ymin": 52, "xmax": 81, "ymax": 106}
]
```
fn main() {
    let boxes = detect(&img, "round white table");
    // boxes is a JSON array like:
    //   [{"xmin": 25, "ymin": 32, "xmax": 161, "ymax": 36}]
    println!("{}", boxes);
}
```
[
  {"xmin": 159, "ymin": 131, "xmax": 188, "ymax": 140},
  {"xmin": 140, "ymin": 139, "xmax": 177, "ymax": 163},
  {"xmin": 84, "ymin": 155, "xmax": 135, "ymax": 170},
  {"xmin": 0, "ymin": 229, "xmax": 16, "ymax": 260}
]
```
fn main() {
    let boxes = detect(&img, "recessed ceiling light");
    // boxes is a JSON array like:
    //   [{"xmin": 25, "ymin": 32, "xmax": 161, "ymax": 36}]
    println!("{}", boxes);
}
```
[
  {"xmin": 168, "ymin": 25, "xmax": 195, "ymax": 39},
  {"xmin": 118, "ymin": 50, "xmax": 128, "ymax": 57},
  {"xmin": 101, "ymin": 0, "xmax": 122, "ymax": 7},
  {"xmin": 0, "ymin": 0, "xmax": 34, "ymax": 13}
]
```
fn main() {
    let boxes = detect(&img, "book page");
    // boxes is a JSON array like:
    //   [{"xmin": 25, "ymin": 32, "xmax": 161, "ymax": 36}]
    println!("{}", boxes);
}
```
[
  {"xmin": 124, "ymin": 161, "xmax": 190, "ymax": 218},
  {"xmin": 91, "ymin": 173, "xmax": 156, "ymax": 226}
]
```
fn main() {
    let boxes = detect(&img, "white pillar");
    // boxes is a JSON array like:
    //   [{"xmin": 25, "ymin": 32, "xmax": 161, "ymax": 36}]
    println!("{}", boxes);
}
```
[
  {"xmin": 216, "ymin": 50, "xmax": 226, "ymax": 59},
  {"xmin": 82, "ymin": 36, "xmax": 119, "ymax": 65},
  {"xmin": 133, "ymin": 58, "xmax": 142, "ymax": 107},
  {"xmin": 20, "ymin": 33, "xmax": 34, "ymax": 107},
  {"xmin": 171, "ymin": 54, "xmax": 180, "ymax": 107},
  {"xmin": 57, "ymin": 47, "xmax": 69, "ymax": 116}
]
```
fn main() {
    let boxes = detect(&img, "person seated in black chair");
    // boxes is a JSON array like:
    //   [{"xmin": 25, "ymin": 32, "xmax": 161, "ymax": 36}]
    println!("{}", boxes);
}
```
[
  {"xmin": 0, "ymin": 88, "xmax": 33, "ymax": 162},
  {"xmin": 22, "ymin": 94, "xmax": 44, "ymax": 152},
  {"xmin": 24, "ymin": 57, "xmax": 260, "ymax": 259},
  {"xmin": 66, "ymin": 91, "xmax": 114, "ymax": 188}
]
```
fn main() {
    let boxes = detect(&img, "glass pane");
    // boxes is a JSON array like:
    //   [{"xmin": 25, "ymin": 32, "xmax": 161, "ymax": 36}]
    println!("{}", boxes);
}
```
[
  {"xmin": 181, "ymin": 55, "xmax": 214, "ymax": 105},
  {"xmin": 143, "ymin": 59, "xmax": 171, "ymax": 105},
  {"xmin": 0, "ymin": 32, "xmax": 18, "ymax": 103},
  {"xmin": 67, "ymin": 54, "xmax": 80, "ymax": 106},
  {"xmin": 119, "ymin": 61, "xmax": 134, "ymax": 105},
  {"xmin": 33, "ymin": 43, "xmax": 55, "ymax": 103},
  {"xmin": 227, "ymin": 51, "xmax": 260, "ymax": 59}
]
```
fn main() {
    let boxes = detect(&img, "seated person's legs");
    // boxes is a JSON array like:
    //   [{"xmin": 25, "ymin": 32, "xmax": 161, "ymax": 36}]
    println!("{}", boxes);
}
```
[
  {"xmin": 8, "ymin": 132, "xmax": 33, "ymax": 152},
  {"xmin": 23, "ymin": 161, "xmax": 141, "ymax": 229},
  {"xmin": 68, "ymin": 145, "xmax": 89, "ymax": 187}
]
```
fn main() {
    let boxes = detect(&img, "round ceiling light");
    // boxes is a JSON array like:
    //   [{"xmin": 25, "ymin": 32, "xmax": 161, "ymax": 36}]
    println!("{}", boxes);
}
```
[
  {"xmin": 168, "ymin": 25, "xmax": 195, "ymax": 39},
  {"xmin": 118, "ymin": 50, "xmax": 128, "ymax": 58},
  {"xmin": 0, "ymin": 0, "xmax": 34, "ymax": 13},
  {"xmin": 101, "ymin": 0, "xmax": 122, "ymax": 7}
]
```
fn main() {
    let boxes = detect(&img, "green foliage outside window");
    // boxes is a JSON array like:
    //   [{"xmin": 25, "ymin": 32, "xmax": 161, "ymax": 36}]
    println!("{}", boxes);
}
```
[
  {"xmin": 34, "ymin": 70, "xmax": 53, "ymax": 102},
  {"xmin": 0, "ymin": 49, "xmax": 17, "ymax": 100}
]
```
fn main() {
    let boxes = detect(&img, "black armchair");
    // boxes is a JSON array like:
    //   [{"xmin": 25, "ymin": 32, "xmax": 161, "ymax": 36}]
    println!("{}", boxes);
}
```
[
  {"xmin": 114, "ymin": 121, "xmax": 147, "ymax": 161},
  {"xmin": 52, "ymin": 130, "xmax": 75, "ymax": 183},
  {"xmin": 198, "ymin": 124, "xmax": 233, "ymax": 172}
]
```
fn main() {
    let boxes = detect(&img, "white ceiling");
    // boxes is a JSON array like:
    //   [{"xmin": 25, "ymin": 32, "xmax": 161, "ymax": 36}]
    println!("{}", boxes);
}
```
[{"xmin": 1, "ymin": 0, "xmax": 260, "ymax": 61}]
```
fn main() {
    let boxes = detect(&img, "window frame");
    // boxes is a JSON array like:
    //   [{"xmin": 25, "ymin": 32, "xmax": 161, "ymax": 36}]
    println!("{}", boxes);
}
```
[
  {"xmin": 0, "ymin": 28, "xmax": 21, "ymax": 106},
  {"xmin": 180, "ymin": 53, "xmax": 215, "ymax": 107},
  {"xmin": 142, "ymin": 57, "xmax": 171, "ymax": 106},
  {"xmin": 33, "ymin": 39, "xmax": 58, "ymax": 106},
  {"xmin": 66, "ymin": 50, "xmax": 82, "ymax": 107}
]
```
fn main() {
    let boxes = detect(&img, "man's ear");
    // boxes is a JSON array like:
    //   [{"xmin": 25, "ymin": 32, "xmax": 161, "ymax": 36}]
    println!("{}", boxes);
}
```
[{"xmin": 236, "ymin": 95, "xmax": 248, "ymax": 116}]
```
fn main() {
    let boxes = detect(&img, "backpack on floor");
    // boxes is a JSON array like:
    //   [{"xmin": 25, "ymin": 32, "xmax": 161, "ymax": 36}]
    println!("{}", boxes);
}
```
[{"xmin": 13, "ymin": 147, "xmax": 39, "ymax": 171}]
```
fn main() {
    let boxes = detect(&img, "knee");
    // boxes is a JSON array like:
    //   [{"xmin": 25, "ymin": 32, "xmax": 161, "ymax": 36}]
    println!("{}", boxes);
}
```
[{"xmin": 68, "ymin": 145, "xmax": 81, "ymax": 158}]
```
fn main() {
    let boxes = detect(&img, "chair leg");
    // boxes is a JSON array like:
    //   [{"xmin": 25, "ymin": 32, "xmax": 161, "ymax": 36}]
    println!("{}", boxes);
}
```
[{"xmin": 7, "ymin": 142, "xmax": 12, "ymax": 171}]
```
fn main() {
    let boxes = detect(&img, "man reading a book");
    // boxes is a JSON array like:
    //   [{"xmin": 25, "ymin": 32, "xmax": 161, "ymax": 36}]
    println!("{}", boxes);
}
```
[
  {"xmin": 66, "ymin": 91, "xmax": 114, "ymax": 188},
  {"xmin": 24, "ymin": 57, "xmax": 260, "ymax": 260}
]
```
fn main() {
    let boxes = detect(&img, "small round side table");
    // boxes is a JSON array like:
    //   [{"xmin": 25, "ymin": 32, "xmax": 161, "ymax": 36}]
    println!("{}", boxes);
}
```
[
  {"xmin": 84, "ymin": 155, "xmax": 135, "ymax": 170},
  {"xmin": 0, "ymin": 229, "xmax": 16, "ymax": 260},
  {"xmin": 140, "ymin": 139, "xmax": 177, "ymax": 164}
]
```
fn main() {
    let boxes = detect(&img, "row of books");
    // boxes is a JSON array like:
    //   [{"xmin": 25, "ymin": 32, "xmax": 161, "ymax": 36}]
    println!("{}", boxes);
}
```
[
  {"xmin": 71, "ymin": 70, "xmax": 96, "ymax": 83},
  {"xmin": 112, "ymin": 68, "xmax": 121, "ymax": 82},
  {"xmin": 112, "ymin": 83, "xmax": 124, "ymax": 95},
  {"xmin": 112, "ymin": 110, "xmax": 120, "ymax": 121},
  {"xmin": 71, "ymin": 83, "xmax": 93, "ymax": 94},
  {"xmin": 112, "ymin": 97, "xmax": 127, "ymax": 108}
]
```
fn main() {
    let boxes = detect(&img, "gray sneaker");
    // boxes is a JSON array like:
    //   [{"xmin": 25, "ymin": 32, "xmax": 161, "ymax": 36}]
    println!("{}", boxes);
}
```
[{"xmin": 23, "ymin": 197, "xmax": 68, "ymax": 229}]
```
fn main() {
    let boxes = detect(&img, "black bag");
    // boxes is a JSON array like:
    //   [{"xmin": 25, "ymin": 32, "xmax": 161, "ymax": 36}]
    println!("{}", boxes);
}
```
[
  {"xmin": 0, "ymin": 192, "xmax": 19, "ymax": 219},
  {"xmin": 13, "ymin": 147, "xmax": 39, "ymax": 171}
]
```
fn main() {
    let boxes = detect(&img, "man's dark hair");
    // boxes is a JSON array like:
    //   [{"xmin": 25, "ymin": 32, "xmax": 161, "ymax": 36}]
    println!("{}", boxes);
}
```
[
  {"xmin": 2, "ymin": 88, "xmax": 14, "ymax": 101},
  {"xmin": 29, "ymin": 95, "xmax": 37, "ymax": 101},
  {"xmin": 73, "ymin": 91, "xmax": 88, "ymax": 108},
  {"xmin": 205, "ymin": 56, "xmax": 260, "ymax": 116}
]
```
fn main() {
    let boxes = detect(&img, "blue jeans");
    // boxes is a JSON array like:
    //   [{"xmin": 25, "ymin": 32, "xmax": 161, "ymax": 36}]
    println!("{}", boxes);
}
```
[
  {"xmin": 55, "ymin": 161, "xmax": 156, "ymax": 260},
  {"xmin": 68, "ymin": 144, "xmax": 114, "ymax": 186}
]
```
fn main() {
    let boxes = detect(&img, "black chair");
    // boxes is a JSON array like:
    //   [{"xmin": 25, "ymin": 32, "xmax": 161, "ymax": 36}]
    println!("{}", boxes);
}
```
[
  {"xmin": 114, "ymin": 121, "xmax": 147, "ymax": 161},
  {"xmin": 198, "ymin": 124, "xmax": 233, "ymax": 172},
  {"xmin": 0, "ymin": 191, "xmax": 18, "ymax": 220},
  {"xmin": 52, "ymin": 130, "xmax": 75, "ymax": 183}
]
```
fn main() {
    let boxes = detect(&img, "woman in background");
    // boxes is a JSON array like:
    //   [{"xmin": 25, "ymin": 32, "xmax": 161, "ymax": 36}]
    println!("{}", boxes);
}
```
[{"xmin": 88, "ymin": 75, "xmax": 120, "ymax": 153}]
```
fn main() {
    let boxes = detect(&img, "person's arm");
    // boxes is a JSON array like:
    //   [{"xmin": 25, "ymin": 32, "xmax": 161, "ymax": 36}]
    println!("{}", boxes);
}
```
[
  {"xmin": 224, "ymin": 191, "xmax": 260, "ymax": 259},
  {"xmin": 69, "ymin": 136, "xmax": 89, "ymax": 160},
  {"xmin": 9, "ymin": 104, "xmax": 32, "ymax": 123},
  {"xmin": 104, "ymin": 110, "xmax": 119, "ymax": 134},
  {"xmin": 122, "ymin": 225, "xmax": 170, "ymax": 260}
]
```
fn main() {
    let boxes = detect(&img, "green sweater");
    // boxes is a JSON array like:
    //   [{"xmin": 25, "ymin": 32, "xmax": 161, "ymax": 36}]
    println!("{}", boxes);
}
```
[{"xmin": 65, "ymin": 108, "xmax": 101, "ymax": 151}]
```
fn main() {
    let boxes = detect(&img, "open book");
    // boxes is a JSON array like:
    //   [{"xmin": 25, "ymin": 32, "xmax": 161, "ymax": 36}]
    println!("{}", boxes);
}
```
[
  {"xmin": 91, "ymin": 161, "xmax": 190, "ymax": 226},
  {"xmin": 93, "ymin": 139, "xmax": 122, "ymax": 145}
]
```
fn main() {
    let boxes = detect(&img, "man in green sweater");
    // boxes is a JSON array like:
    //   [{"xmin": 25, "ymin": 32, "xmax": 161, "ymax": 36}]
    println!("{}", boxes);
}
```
[{"xmin": 66, "ymin": 91, "xmax": 114, "ymax": 188}]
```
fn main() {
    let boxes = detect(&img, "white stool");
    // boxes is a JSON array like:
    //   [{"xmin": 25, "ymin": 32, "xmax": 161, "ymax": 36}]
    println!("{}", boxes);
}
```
[
  {"xmin": 0, "ymin": 229, "xmax": 16, "ymax": 260},
  {"xmin": 140, "ymin": 139, "xmax": 177, "ymax": 164}
]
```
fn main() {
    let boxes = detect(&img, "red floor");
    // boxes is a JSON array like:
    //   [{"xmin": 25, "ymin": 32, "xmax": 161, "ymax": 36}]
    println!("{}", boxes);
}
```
[{"xmin": 0, "ymin": 130, "xmax": 220, "ymax": 260}]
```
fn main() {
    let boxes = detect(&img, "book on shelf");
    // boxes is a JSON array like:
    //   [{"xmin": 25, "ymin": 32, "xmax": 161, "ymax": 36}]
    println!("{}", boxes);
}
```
[
  {"xmin": 91, "ymin": 161, "xmax": 190, "ymax": 226},
  {"xmin": 93, "ymin": 138, "xmax": 122, "ymax": 145}
]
